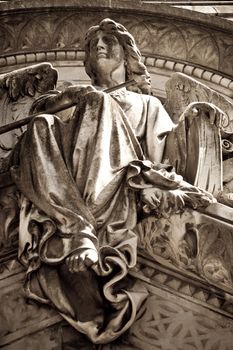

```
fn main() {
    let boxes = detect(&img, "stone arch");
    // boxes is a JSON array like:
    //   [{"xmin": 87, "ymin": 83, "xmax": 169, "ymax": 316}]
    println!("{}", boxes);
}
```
[{"xmin": 0, "ymin": 1, "xmax": 233, "ymax": 99}]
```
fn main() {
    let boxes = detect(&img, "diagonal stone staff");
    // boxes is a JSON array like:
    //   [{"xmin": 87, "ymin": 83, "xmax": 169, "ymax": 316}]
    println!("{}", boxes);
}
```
[{"xmin": 0, "ymin": 78, "xmax": 138, "ymax": 135}]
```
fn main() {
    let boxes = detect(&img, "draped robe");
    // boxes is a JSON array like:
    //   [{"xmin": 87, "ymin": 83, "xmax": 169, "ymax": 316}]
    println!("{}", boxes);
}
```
[{"xmin": 10, "ymin": 89, "xmax": 179, "ymax": 343}]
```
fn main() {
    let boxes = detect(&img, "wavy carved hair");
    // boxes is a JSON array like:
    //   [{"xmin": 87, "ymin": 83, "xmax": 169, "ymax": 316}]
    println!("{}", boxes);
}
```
[{"xmin": 84, "ymin": 18, "xmax": 151, "ymax": 94}]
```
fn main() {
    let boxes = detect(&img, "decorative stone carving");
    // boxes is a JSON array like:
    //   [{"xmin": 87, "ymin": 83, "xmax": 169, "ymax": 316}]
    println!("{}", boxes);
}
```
[
  {"xmin": 134, "ymin": 256, "xmax": 233, "ymax": 314},
  {"xmin": 1, "ymin": 326, "xmax": 62, "ymax": 350},
  {"xmin": 0, "ymin": 24, "xmax": 14, "ymax": 52},
  {"xmin": 0, "ymin": 281, "xmax": 58, "ymax": 340},
  {"xmin": 0, "ymin": 63, "xmax": 57, "ymax": 158},
  {"xmin": 164, "ymin": 72, "xmax": 233, "ymax": 204},
  {"xmin": 1, "ymin": 15, "xmax": 233, "ymax": 350},
  {"xmin": 0, "ymin": 2, "xmax": 233, "ymax": 79},
  {"xmin": 164, "ymin": 72, "xmax": 233, "ymax": 130},
  {"xmin": 135, "ymin": 206, "xmax": 233, "ymax": 292},
  {"xmin": 124, "ymin": 292, "xmax": 233, "ymax": 350},
  {"xmin": 0, "ymin": 255, "xmax": 63, "ymax": 348}
]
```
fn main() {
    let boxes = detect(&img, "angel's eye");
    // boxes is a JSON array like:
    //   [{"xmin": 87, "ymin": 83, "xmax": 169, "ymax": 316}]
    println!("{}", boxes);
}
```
[{"xmin": 102, "ymin": 35, "xmax": 118, "ymax": 46}]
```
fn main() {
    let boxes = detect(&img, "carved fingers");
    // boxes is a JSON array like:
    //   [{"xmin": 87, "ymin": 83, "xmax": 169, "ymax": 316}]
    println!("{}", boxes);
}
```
[
  {"xmin": 141, "ymin": 187, "xmax": 186, "ymax": 216},
  {"xmin": 180, "ymin": 187, "xmax": 216, "ymax": 209},
  {"xmin": 65, "ymin": 248, "xmax": 98, "ymax": 273},
  {"xmin": 141, "ymin": 185, "xmax": 215, "ymax": 217},
  {"xmin": 64, "ymin": 85, "xmax": 96, "ymax": 101},
  {"xmin": 141, "ymin": 188, "xmax": 160, "ymax": 210},
  {"xmin": 167, "ymin": 189, "xmax": 186, "ymax": 212}
]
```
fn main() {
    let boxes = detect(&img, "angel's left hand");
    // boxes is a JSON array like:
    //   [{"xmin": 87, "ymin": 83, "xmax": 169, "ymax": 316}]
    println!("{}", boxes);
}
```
[
  {"xmin": 140, "ymin": 184, "xmax": 215, "ymax": 217},
  {"xmin": 141, "ymin": 187, "xmax": 186, "ymax": 216}
]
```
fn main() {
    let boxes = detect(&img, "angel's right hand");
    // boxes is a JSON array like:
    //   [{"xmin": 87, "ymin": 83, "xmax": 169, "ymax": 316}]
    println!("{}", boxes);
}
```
[{"xmin": 63, "ymin": 85, "xmax": 96, "ymax": 103}]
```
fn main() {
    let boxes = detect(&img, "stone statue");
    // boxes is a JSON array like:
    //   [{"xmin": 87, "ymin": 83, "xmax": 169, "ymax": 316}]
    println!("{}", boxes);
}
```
[{"xmin": 0, "ymin": 18, "xmax": 229, "ymax": 345}]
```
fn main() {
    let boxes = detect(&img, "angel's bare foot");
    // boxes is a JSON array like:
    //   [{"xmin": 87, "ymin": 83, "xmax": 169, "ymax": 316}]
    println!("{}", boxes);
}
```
[{"xmin": 65, "ymin": 248, "xmax": 98, "ymax": 273}]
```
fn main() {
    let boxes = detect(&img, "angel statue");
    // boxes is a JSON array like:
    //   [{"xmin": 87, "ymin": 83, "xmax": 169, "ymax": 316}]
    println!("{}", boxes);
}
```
[{"xmin": 1, "ymin": 18, "xmax": 226, "ymax": 345}]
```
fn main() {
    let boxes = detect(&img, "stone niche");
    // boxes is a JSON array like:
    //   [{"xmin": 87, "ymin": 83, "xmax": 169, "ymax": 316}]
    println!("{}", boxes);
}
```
[{"xmin": 1, "ymin": 1, "xmax": 233, "ymax": 349}]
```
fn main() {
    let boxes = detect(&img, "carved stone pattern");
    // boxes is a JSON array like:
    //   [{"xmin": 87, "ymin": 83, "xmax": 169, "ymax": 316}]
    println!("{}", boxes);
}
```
[
  {"xmin": 125, "ymin": 293, "xmax": 233, "ymax": 350},
  {"xmin": 124, "ymin": 18, "xmax": 221, "ymax": 71},
  {"xmin": 0, "ymin": 255, "xmax": 64, "ymax": 348},
  {"xmin": 0, "ymin": 93, "xmax": 34, "ymax": 158},
  {"xmin": 0, "ymin": 278, "xmax": 59, "ymax": 341},
  {"xmin": 135, "ymin": 211, "xmax": 233, "ymax": 293},
  {"xmin": 135, "ymin": 259, "xmax": 233, "ymax": 315},
  {"xmin": 0, "ymin": 24, "xmax": 14, "ymax": 52},
  {"xmin": 197, "ymin": 223, "xmax": 233, "ymax": 290},
  {"xmin": 1, "ymin": 324, "xmax": 61, "ymax": 350},
  {"xmin": 144, "ymin": 57, "xmax": 233, "ymax": 91},
  {"xmin": 0, "ymin": 53, "xmax": 232, "ymax": 103},
  {"xmin": 0, "ymin": 11, "xmax": 233, "ymax": 77}
]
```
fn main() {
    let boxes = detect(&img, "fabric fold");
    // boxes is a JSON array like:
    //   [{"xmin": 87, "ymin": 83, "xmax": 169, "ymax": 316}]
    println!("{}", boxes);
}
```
[{"xmin": 11, "ymin": 91, "xmax": 175, "ymax": 343}]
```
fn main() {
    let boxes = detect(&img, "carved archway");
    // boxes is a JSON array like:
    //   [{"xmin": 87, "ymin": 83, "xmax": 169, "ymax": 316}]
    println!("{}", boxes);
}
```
[{"xmin": 0, "ymin": 0, "xmax": 233, "ymax": 100}]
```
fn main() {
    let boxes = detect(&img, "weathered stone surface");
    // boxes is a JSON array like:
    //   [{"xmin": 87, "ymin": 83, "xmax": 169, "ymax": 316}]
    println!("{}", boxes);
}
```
[
  {"xmin": 2, "ymin": 253, "xmax": 233, "ymax": 350},
  {"xmin": 165, "ymin": 72, "xmax": 233, "ymax": 128},
  {"xmin": 0, "ymin": 63, "xmax": 57, "ymax": 158},
  {"xmin": 1, "ymin": 10, "xmax": 233, "ymax": 350},
  {"xmin": 135, "ymin": 204, "xmax": 233, "ymax": 293},
  {"xmin": 0, "ymin": 0, "xmax": 233, "ymax": 80},
  {"xmin": 124, "ymin": 285, "xmax": 233, "ymax": 350},
  {"xmin": 0, "ymin": 185, "xmax": 19, "ymax": 259}
]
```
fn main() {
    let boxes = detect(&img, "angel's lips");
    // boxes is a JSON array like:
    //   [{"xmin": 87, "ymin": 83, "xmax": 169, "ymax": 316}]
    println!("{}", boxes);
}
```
[{"xmin": 96, "ymin": 52, "xmax": 108, "ymax": 58}]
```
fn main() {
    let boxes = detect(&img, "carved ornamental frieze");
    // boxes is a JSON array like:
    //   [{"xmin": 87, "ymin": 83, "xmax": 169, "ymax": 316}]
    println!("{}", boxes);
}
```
[{"xmin": 0, "ymin": 1, "xmax": 233, "ymax": 81}]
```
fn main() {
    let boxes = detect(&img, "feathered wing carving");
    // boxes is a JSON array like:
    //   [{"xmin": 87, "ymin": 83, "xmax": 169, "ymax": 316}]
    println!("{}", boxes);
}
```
[
  {"xmin": 0, "ymin": 62, "xmax": 58, "ymax": 259},
  {"xmin": 0, "ymin": 63, "xmax": 58, "ymax": 159}
]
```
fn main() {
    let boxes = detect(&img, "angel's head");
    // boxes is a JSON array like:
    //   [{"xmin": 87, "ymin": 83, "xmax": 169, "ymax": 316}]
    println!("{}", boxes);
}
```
[{"xmin": 84, "ymin": 18, "xmax": 151, "ymax": 94}]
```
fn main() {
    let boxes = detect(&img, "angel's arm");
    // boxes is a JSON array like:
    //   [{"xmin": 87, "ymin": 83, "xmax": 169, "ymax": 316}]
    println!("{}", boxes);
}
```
[{"xmin": 30, "ymin": 85, "xmax": 96, "ymax": 116}]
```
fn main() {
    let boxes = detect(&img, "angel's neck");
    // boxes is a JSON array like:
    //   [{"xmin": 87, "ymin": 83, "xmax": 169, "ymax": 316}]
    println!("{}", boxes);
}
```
[{"xmin": 94, "ymin": 62, "xmax": 126, "ymax": 89}]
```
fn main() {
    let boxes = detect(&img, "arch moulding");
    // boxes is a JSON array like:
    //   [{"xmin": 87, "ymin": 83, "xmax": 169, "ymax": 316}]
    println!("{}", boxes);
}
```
[{"xmin": 0, "ymin": 0, "xmax": 233, "ymax": 99}]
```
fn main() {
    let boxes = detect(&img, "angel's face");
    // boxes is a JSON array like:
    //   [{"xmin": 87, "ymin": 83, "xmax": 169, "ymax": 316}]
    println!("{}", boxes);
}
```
[{"xmin": 88, "ymin": 30, "xmax": 125, "ymax": 75}]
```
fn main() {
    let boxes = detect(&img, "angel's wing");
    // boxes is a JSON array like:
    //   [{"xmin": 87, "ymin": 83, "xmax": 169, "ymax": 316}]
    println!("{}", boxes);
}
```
[
  {"xmin": 0, "ymin": 63, "xmax": 57, "ymax": 255},
  {"xmin": 164, "ymin": 72, "xmax": 233, "ymax": 134},
  {"xmin": 0, "ymin": 63, "xmax": 57, "ymax": 159}
]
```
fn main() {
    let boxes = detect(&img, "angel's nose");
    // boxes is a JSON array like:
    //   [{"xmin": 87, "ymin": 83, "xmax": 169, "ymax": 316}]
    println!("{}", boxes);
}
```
[{"xmin": 96, "ymin": 37, "xmax": 106, "ymax": 51}]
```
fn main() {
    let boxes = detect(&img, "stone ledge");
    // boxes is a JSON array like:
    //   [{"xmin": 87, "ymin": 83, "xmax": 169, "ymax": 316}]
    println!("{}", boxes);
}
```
[
  {"xmin": 134, "ymin": 254, "xmax": 233, "ymax": 317},
  {"xmin": 0, "ymin": 52, "xmax": 232, "ymax": 93},
  {"xmin": 0, "ymin": 2, "xmax": 233, "ymax": 80},
  {"xmin": 1, "ymin": 252, "xmax": 233, "ymax": 349}
]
